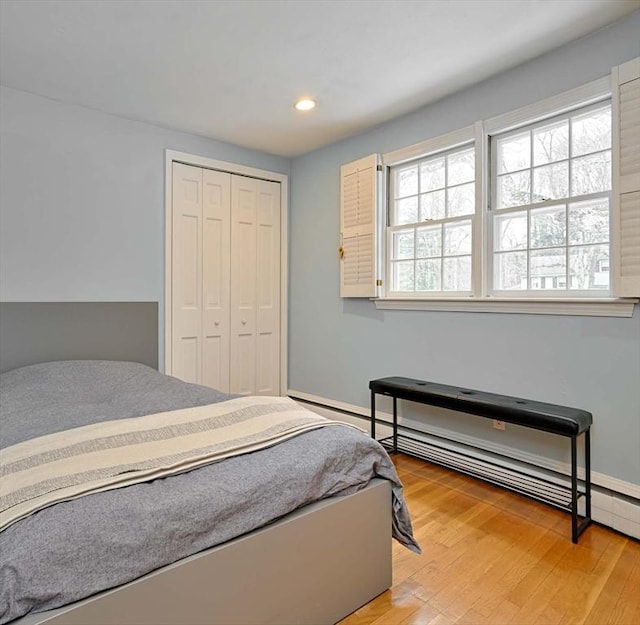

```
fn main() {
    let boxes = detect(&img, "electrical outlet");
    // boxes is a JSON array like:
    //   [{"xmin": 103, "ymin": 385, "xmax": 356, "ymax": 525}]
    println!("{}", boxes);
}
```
[{"xmin": 493, "ymin": 420, "xmax": 506, "ymax": 431}]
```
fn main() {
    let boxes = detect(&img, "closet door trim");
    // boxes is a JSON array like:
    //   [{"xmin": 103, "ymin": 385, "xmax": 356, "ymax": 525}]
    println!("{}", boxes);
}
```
[{"xmin": 164, "ymin": 149, "xmax": 288, "ymax": 396}]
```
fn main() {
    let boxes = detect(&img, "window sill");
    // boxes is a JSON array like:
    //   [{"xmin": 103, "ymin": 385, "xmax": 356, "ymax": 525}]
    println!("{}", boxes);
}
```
[{"xmin": 373, "ymin": 297, "xmax": 637, "ymax": 317}]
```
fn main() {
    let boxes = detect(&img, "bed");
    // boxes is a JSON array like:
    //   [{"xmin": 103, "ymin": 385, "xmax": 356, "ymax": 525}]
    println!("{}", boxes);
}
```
[{"xmin": 0, "ymin": 303, "xmax": 419, "ymax": 625}]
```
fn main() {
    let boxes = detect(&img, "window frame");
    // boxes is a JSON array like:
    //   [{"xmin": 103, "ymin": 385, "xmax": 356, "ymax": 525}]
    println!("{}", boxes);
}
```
[
  {"xmin": 488, "ymin": 101, "xmax": 613, "ymax": 299},
  {"xmin": 387, "ymin": 142, "xmax": 477, "ymax": 297},
  {"xmin": 382, "ymin": 124, "xmax": 478, "ymax": 300},
  {"xmin": 375, "ymin": 76, "xmax": 635, "ymax": 316}
]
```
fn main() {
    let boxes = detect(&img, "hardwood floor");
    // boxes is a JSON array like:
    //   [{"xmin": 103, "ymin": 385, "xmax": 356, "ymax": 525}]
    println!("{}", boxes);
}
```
[{"xmin": 340, "ymin": 454, "xmax": 640, "ymax": 625}]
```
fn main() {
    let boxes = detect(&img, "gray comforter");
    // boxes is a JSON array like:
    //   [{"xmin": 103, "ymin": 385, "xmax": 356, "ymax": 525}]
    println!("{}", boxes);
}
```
[{"xmin": 0, "ymin": 361, "xmax": 419, "ymax": 624}]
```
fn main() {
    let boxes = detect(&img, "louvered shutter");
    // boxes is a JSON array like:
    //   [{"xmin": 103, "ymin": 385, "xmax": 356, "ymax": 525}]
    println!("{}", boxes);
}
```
[
  {"xmin": 612, "ymin": 57, "xmax": 640, "ymax": 298},
  {"xmin": 340, "ymin": 155, "xmax": 379, "ymax": 297}
]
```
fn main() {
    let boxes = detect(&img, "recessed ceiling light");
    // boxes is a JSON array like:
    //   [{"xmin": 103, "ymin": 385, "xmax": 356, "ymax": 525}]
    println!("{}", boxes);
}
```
[{"xmin": 294, "ymin": 98, "xmax": 316, "ymax": 111}]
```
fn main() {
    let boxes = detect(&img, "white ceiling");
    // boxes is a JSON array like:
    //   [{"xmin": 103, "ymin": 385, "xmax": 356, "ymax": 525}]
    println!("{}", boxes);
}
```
[{"xmin": 0, "ymin": 0, "xmax": 637, "ymax": 157}]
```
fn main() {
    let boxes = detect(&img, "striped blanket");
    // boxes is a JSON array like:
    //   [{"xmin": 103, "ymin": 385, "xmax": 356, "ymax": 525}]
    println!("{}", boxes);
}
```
[{"xmin": 0, "ymin": 395, "xmax": 356, "ymax": 532}]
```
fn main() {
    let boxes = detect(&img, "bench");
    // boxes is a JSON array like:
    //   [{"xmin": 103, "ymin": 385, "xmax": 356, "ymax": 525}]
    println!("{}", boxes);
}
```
[{"xmin": 369, "ymin": 376, "xmax": 592, "ymax": 543}]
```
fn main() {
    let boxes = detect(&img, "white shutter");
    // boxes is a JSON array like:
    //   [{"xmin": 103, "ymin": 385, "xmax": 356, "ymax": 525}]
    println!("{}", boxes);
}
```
[
  {"xmin": 612, "ymin": 57, "xmax": 640, "ymax": 298},
  {"xmin": 340, "ymin": 154, "xmax": 379, "ymax": 297}
]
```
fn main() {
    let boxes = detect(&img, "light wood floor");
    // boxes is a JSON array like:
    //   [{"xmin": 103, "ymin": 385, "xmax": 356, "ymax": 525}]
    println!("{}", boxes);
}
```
[{"xmin": 340, "ymin": 454, "xmax": 640, "ymax": 625}]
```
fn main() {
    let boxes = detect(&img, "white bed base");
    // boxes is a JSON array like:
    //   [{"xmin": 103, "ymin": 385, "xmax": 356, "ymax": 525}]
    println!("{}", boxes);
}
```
[{"xmin": 12, "ymin": 479, "xmax": 392, "ymax": 625}]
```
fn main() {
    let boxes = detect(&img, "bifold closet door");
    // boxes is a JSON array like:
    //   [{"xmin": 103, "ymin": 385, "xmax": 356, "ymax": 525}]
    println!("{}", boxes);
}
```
[
  {"xmin": 230, "ymin": 176, "xmax": 281, "ymax": 395},
  {"xmin": 202, "ymin": 168, "xmax": 231, "ymax": 391},
  {"xmin": 172, "ymin": 163, "xmax": 231, "ymax": 388}
]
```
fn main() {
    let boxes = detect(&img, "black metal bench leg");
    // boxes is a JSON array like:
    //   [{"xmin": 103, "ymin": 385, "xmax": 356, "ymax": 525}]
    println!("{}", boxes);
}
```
[
  {"xmin": 371, "ymin": 390, "xmax": 376, "ymax": 439},
  {"xmin": 393, "ymin": 396, "xmax": 398, "ymax": 453},
  {"xmin": 571, "ymin": 435, "xmax": 578, "ymax": 544},
  {"xmin": 585, "ymin": 429, "xmax": 591, "ymax": 520}
]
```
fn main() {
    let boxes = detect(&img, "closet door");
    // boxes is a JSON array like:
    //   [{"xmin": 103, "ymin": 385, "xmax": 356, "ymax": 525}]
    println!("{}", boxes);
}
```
[
  {"xmin": 202, "ymin": 169, "xmax": 231, "ymax": 391},
  {"xmin": 171, "ymin": 163, "xmax": 203, "ymax": 384},
  {"xmin": 255, "ymin": 179, "xmax": 281, "ymax": 395},
  {"xmin": 230, "ymin": 176, "xmax": 281, "ymax": 395},
  {"xmin": 230, "ymin": 176, "xmax": 258, "ymax": 394},
  {"xmin": 171, "ymin": 164, "xmax": 281, "ymax": 395}
]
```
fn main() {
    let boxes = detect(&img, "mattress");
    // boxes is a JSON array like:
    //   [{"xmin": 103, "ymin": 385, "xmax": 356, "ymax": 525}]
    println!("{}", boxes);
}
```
[{"xmin": 0, "ymin": 360, "xmax": 419, "ymax": 623}]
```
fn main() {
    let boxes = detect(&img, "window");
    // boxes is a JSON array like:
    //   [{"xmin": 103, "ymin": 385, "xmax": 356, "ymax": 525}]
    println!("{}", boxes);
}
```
[
  {"xmin": 340, "ymin": 61, "xmax": 639, "ymax": 314},
  {"xmin": 388, "ymin": 145, "xmax": 475, "ymax": 295},
  {"xmin": 381, "ymin": 88, "xmax": 618, "ymax": 303},
  {"xmin": 491, "ymin": 104, "xmax": 612, "ymax": 295}
]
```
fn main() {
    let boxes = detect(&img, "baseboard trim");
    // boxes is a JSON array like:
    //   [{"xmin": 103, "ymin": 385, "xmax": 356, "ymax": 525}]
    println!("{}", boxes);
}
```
[{"xmin": 289, "ymin": 389, "xmax": 640, "ymax": 539}]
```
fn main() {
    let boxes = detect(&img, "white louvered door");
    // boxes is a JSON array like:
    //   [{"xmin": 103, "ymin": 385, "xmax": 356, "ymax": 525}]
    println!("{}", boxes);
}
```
[
  {"xmin": 612, "ymin": 57, "xmax": 640, "ymax": 297},
  {"xmin": 340, "ymin": 154, "xmax": 379, "ymax": 297},
  {"xmin": 171, "ymin": 166, "xmax": 281, "ymax": 394}
]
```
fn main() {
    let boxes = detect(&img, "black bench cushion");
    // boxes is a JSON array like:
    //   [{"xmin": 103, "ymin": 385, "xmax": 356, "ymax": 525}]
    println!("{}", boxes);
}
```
[{"xmin": 369, "ymin": 377, "xmax": 592, "ymax": 437}]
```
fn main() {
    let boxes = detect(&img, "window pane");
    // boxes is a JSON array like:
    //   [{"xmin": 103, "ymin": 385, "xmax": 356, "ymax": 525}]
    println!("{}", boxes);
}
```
[
  {"xmin": 569, "ymin": 245, "xmax": 609, "ymax": 290},
  {"xmin": 530, "ymin": 249, "xmax": 566, "ymax": 290},
  {"xmin": 395, "ymin": 166, "xmax": 418, "ymax": 198},
  {"xmin": 496, "ymin": 132, "xmax": 530, "ymax": 174},
  {"xmin": 571, "ymin": 151, "xmax": 611, "ymax": 196},
  {"xmin": 447, "ymin": 149, "xmax": 474, "ymax": 185},
  {"xmin": 444, "ymin": 221, "xmax": 472, "ymax": 256},
  {"xmin": 533, "ymin": 120, "xmax": 568, "ymax": 166},
  {"xmin": 494, "ymin": 213, "xmax": 527, "ymax": 251},
  {"xmin": 420, "ymin": 157, "xmax": 445, "ymax": 192},
  {"xmin": 392, "ymin": 230, "xmax": 414, "ymax": 260},
  {"xmin": 494, "ymin": 251, "xmax": 527, "ymax": 290},
  {"xmin": 419, "ymin": 190, "xmax": 445, "ymax": 221},
  {"xmin": 443, "ymin": 256, "xmax": 471, "ymax": 291},
  {"xmin": 393, "ymin": 261, "xmax": 414, "ymax": 291},
  {"xmin": 530, "ymin": 205, "xmax": 566, "ymax": 248},
  {"xmin": 568, "ymin": 199, "xmax": 609, "ymax": 245},
  {"xmin": 416, "ymin": 259, "xmax": 441, "ymax": 291},
  {"xmin": 572, "ymin": 107, "xmax": 612, "ymax": 157},
  {"xmin": 416, "ymin": 225, "xmax": 442, "ymax": 258},
  {"xmin": 447, "ymin": 182, "xmax": 475, "ymax": 217},
  {"xmin": 395, "ymin": 196, "xmax": 418, "ymax": 225},
  {"xmin": 533, "ymin": 162, "xmax": 568, "ymax": 201},
  {"xmin": 497, "ymin": 171, "xmax": 531, "ymax": 208}
]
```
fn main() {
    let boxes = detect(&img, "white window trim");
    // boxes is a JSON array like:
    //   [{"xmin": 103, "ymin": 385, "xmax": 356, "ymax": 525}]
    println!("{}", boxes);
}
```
[
  {"xmin": 373, "ymin": 297, "xmax": 636, "ymax": 317},
  {"xmin": 383, "ymin": 125, "xmax": 475, "ymax": 167},
  {"xmin": 484, "ymin": 76, "xmax": 611, "ymax": 135},
  {"xmin": 374, "ymin": 75, "xmax": 638, "ymax": 317}
]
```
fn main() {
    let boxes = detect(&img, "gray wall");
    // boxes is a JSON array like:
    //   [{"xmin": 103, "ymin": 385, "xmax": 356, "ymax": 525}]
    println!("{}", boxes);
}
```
[
  {"xmin": 288, "ymin": 13, "xmax": 640, "ymax": 486},
  {"xmin": 0, "ymin": 86, "xmax": 289, "ymax": 365}
]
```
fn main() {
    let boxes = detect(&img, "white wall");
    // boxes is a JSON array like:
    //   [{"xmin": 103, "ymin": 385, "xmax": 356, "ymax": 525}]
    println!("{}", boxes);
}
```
[
  {"xmin": 288, "ymin": 12, "xmax": 640, "ymax": 488},
  {"xmin": 0, "ymin": 86, "xmax": 289, "ymax": 366}
]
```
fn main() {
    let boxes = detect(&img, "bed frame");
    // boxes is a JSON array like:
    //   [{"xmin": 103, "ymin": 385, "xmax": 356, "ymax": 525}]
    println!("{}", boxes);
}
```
[{"xmin": 2, "ymin": 302, "xmax": 393, "ymax": 625}]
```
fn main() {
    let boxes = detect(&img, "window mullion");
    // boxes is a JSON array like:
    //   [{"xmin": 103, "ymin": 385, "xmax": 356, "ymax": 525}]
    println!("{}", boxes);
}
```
[
  {"xmin": 529, "ymin": 128, "xmax": 534, "ymax": 206},
  {"xmin": 565, "ymin": 117, "xmax": 571, "ymax": 290},
  {"xmin": 413, "ymin": 225, "xmax": 418, "ymax": 292},
  {"xmin": 565, "ymin": 201, "xmax": 570, "ymax": 292},
  {"xmin": 568, "ymin": 116, "xmax": 574, "ymax": 199},
  {"xmin": 476, "ymin": 120, "xmax": 488, "ymax": 298}
]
